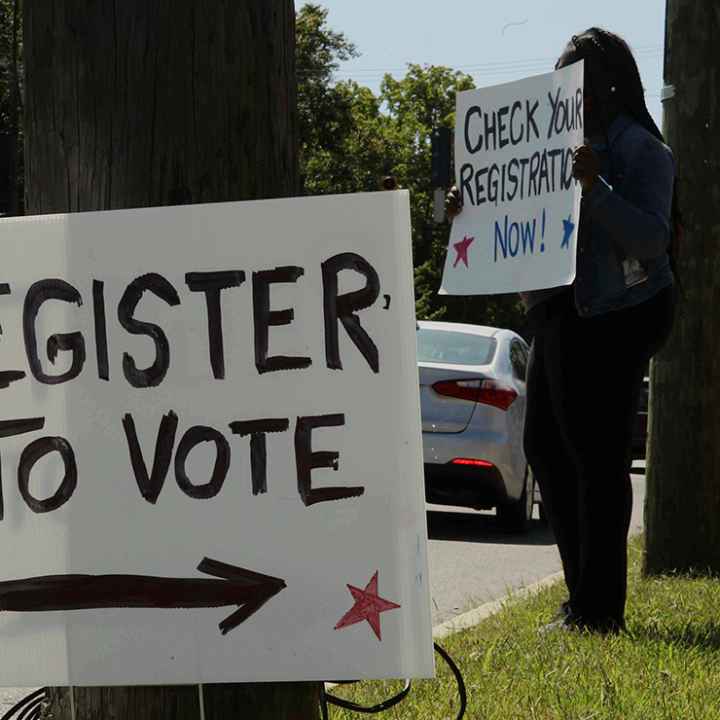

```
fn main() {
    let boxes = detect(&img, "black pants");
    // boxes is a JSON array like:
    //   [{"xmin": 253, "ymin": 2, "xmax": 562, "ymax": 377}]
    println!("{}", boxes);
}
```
[{"xmin": 524, "ymin": 285, "xmax": 675, "ymax": 627}]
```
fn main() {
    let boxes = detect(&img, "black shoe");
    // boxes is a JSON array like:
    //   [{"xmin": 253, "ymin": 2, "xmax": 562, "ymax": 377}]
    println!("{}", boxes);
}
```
[
  {"xmin": 538, "ymin": 618, "xmax": 568, "ymax": 635},
  {"xmin": 538, "ymin": 600, "xmax": 573, "ymax": 635},
  {"xmin": 539, "ymin": 609, "xmax": 624, "ymax": 637},
  {"xmin": 549, "ymin": 600, "xmax": 572, "ymax": 621},
  {"xmin": 538, "ymin": 614, "xmax": 578, "ymax": 636}
]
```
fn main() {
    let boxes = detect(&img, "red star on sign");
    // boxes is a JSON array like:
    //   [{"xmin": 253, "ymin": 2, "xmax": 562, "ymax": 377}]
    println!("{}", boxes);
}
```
[
  {"xmin": 453, "ymin": 235, "xmax": 474, "ymax": 268},
  {"xmin": 334, "ymin": 571, "xmax": 401, "ymax": 641}
]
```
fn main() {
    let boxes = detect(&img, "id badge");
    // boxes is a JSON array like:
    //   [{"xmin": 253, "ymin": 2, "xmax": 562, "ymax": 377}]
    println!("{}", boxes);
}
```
[{"xmin": 623, "ymin": 258, "xmax": 648, "ymax": 288}]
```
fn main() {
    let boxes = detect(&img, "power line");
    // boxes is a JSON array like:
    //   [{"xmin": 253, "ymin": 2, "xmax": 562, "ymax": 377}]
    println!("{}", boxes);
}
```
[
  {"xmin": 329, "ymin": 45, "xmax": 662, "ymax": 74},
  {"xmin": 296, "ymin": 45, "xmax": 663, "ymax": 80}
]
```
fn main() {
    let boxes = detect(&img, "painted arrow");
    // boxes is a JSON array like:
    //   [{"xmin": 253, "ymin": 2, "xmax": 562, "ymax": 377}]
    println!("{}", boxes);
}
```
[{"xmin": 0, "ymin": 558, "xmax": 286, "ymax": 635}]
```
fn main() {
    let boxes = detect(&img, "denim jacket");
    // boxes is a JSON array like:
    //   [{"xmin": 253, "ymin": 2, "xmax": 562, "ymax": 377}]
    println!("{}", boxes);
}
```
[{"xmin": 524, "ymin": 114, "xmax": 675, "ymax": 318}]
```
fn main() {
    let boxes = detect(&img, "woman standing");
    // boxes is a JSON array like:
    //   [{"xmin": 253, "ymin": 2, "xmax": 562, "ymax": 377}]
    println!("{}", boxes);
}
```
[{"xmin": 448, "ymin": 28, "xmax": 678, "ymax": 634}]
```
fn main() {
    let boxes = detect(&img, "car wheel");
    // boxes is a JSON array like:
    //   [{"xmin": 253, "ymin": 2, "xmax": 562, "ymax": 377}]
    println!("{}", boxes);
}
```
[{"xmin": 497, "ymin": 466, "xmax": 534, "ymax": 533}]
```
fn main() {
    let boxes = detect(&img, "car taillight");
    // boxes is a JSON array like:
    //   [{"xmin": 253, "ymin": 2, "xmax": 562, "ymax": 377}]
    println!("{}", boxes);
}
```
[
  {"xmin": 432, "ymin": 379, "xmax": 480, "ymax": 403},
  {"xmin": 432, "ymin": 379, "xmax": 517, "ymax": 411},
  {"xmin": 451, "ymin": 458, "xmax": 494, "ymax": 468},
  {"xmin": 477, "ymin": 379, "xmax": 518, "ymax": 411}
]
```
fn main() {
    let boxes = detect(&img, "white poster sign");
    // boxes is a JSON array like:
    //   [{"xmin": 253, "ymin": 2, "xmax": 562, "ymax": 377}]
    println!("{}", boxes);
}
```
[
  {"xmin": 441, "ymin": 61, "xmax": 584, "ymax": 295},
  {"xmin": 0, "ymin": 191, "xmax": 434, "ymax": 686}
]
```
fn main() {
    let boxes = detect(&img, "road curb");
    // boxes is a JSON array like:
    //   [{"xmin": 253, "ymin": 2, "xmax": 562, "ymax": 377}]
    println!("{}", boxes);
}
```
[{"xmin": 432, "ymin": 570, "xmax": 565, "ymax": 640}]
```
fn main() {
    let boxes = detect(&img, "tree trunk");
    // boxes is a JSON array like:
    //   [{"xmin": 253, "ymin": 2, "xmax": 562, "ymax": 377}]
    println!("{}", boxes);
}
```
[
  {"xmin": 24, "ymin": 1, "xmax": 318, "ymax": 717},
  {"xmin": 644, "ymin": 0, "xmax": 720, "ymax": 574}
]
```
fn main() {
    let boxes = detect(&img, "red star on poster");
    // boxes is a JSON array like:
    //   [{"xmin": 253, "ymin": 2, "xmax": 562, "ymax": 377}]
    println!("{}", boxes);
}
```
[
  {"xmin": 334, "ymin": 571, "xmax": 401, "ymax": 641},
  {"xmin": 453, "ymin": 235, "xmax": 474, "ymax": 268}
]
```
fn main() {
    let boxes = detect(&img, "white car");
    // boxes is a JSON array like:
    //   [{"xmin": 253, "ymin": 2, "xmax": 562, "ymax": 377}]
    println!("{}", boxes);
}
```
[{"xmin": 417, "ymin": 320, "xmax": 535, "ymax": 532}]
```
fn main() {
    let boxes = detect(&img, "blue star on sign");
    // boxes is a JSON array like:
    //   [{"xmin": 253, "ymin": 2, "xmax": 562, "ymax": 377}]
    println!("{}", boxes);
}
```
[{"xmin": 561, "ymin": 215, "xmax": 575, "ymax": 249}]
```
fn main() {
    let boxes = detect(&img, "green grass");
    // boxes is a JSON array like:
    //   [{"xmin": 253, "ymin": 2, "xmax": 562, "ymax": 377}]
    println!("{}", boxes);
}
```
[{"xmin": 327, "ymin": 539, "xmax": 720, "ymax": 719}]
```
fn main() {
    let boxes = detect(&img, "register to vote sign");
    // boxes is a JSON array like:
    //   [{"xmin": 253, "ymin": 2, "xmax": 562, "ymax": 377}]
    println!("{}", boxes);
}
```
[
  {"xmin": 0, "ymin": 192, "xmax": 434, "ymax": 686},
  {"xmin": 441, "ymin": 61, "xmax": 584, "ymax": 295}
]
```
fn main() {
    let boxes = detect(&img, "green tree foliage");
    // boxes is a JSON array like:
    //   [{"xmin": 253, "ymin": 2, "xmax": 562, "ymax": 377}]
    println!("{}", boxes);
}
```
[
  {"xmin": 296, "ymin": 5, "xmax": 525, "ymax": 332},
  {"xmin": 0, "ymin": 0, "xmax": 22, "ymax": 215},
  {"xmin": 296, "ymin": 5, "xmax": 390, "ymax": 197}
]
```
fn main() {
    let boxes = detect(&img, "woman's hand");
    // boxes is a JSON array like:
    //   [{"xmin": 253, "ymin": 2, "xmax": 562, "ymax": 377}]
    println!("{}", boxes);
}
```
[
  {"xmin": 572, "ymin": 145, "xmax": 601, "ymax": 193},
  {"xmin": 445, "ymin": 186, "xmax": 463, "ymax": 220}
]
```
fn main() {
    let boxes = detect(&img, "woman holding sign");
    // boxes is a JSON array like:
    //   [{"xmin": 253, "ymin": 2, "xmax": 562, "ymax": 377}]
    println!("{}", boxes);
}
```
[{"xmin": 448, "ymin": 28, "xmax": 678, "ymax": 635}]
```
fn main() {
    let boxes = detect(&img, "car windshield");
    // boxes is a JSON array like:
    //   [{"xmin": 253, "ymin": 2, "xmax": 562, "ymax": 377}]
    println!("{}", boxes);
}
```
[{"xmin": 417, "ymin": 327, "xmax": 496, "ymax": 366}]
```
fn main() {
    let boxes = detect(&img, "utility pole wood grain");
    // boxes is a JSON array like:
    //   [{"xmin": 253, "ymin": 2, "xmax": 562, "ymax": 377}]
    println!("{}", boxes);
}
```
[
  {"xmin": 644, "ymin": 0, "xmax": 720, "ymax": 574},
  {"xmin": 24, "ymin": 1, "xmax": 320, "ymax": 717}
]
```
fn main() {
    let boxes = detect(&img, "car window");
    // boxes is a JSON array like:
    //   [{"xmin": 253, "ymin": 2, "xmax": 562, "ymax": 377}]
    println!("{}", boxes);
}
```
[
  {"xmin": 510, "ymin": 340, "xmax": 528, "ymax": 380},
  {"xmin": 416, "ymin": 328, "xmax": 496, "ymax": 366}
]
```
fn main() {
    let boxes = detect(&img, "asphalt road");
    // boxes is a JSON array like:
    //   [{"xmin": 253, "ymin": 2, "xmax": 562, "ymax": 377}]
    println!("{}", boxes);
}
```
[
  {"xmin": 1, "ymin": 463, "xmax": 646, "ymax": 712},
  {"xmin": 427, "ymin": 461, "xmax": 647, "ymax": 625}
]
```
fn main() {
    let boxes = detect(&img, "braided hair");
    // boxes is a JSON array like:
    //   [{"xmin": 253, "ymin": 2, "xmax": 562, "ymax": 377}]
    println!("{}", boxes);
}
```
[{"xmin": 557, "ymin": 28, "xmax": 683, "ymax": 293}]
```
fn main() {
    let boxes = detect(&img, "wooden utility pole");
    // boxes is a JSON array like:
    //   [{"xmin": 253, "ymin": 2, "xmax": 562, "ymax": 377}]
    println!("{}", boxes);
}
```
[
  {"xmin": 644, "ymin": 0, "xmax": 720, "ymax": 574},
  {"xmin": 0, "ymin": 0, "xmax": 21, "ymax": 215},
  {"xmin": 24, "ymin": 1, "xmax": 320, "ymax": 717}
]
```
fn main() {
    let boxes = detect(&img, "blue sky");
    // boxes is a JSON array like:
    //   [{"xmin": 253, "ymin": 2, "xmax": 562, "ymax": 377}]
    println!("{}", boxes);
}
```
[{"xmin": 301, "ymin": 0, "xmax": 667, "ymax": 126}]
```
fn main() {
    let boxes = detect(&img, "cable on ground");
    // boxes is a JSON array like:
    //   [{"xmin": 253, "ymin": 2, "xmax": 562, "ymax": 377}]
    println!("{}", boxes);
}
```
[
  {"xmin": 1, "ymin": 688, "xmax": 47, "ymax": 720},
  {"xmin": 321, "ymin": 641, "xmax": 466, "ymax": 719}
]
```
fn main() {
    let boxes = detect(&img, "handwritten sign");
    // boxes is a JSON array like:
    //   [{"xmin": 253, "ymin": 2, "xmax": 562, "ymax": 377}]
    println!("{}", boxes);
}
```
[
  {"xmin": 441, "ymin": 61, "xmax": 584, "ymax": 295},
  {"xmin": 0, "ymin": 192, "xmax": 434, "ymax": 686}
]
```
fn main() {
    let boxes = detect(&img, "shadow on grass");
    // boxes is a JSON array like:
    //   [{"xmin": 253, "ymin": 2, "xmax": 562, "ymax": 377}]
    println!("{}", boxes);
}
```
[
  {"xmin": 427, "ymin": 509, "xmax": 556, "ymax": 546},
  {"xmin": 632, "ymin": 621, "xmax": 720, "ymax": 651}
]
